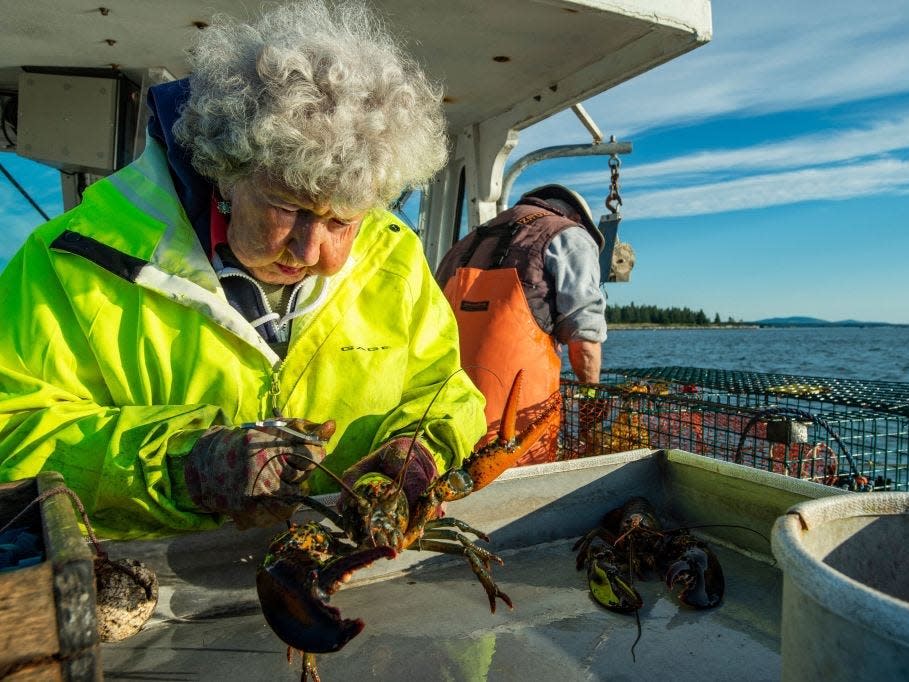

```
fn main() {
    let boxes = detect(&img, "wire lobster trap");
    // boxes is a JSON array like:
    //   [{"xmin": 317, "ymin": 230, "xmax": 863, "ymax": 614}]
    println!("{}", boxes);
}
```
[{"xmin": 560, "ymin": 367, "xmax": 909, "ymax": 492}]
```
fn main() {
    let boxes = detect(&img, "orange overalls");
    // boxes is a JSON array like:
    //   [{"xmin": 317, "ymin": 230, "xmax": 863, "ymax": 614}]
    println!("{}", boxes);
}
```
[
  {"xmin": 437, "ymin": 201, "xmax": 581, "ymax": 465},
  {"xmin": 441, "ymin": 267, "xmax": 561, "ymax": 464}
]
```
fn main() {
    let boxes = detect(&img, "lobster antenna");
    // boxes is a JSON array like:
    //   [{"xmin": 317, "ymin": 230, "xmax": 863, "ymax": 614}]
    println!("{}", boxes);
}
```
[
  {"xmin": 614, "ymin": 523, "xmax": 661, "ymax": 546},
  {"xmin": 614, "ymin": 521, "xmax": 769, "ymax": 547},
  {"xmin": 660, "ymin": 522, "xmax": 771, "ymax": 545},
  {"xmin": 254, "ymin": 450, "xmax": 360, "ymax": 499},
  {"xmin": 630, "ymin": 606, "xmax": 642, "ymax": 662},
  {"xmin": 392, "ymin": 368, "xmax": 468, "ymax": 494},
  {"xmin": 461, "ymin": 363, "xmax": 505, "ymax": 389},
  {"xmin": 627, "ymin": 540, "xmax": 641, "ymax": 662}
]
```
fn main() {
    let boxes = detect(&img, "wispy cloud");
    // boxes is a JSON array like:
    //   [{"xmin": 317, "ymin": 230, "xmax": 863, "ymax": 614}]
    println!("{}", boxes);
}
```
[
  {"xmin": 516, "ymin": 0, "xmax": 909, "ymax": 151},
  {"xmin": 507, "ymin": 1, "xmax": 909, "ymax": 221},
  {"xmin": 603, "ymin": 158, "xmax": 909, "ymax": 219},
  {"xmin": 555, "ymin": 113, "xmax": 909, "ymax": 193},
  {"xmin": 511, "ymin": 109, "xmax": 909, "ymax": 219}
]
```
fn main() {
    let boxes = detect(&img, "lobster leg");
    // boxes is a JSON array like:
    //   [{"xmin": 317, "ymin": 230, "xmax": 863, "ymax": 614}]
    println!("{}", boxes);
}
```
[
  {"xmin": 302, "ymin": 651, "xmax": 320, "ymax": 682},
  {"xmin": 288, "ymin": 648, "xmax": 321, "ymax": 682},
  {"xmin": 416, "ymin": 537, "xmax": 512, "ymax": 613},
  {"xmin": 415, "ymin": 523, "xmax": 513, "ymax": 613},
  {"xmin": 417, "ymin": 515, "xmax": 491, "ymax": 542},
  {"xmin": 417, "ymin": 526, "xmax": 502, "ymax": 567}
]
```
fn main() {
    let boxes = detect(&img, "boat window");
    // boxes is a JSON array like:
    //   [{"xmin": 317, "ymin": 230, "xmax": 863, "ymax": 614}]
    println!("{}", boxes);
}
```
[
  {"xmin": 1, "ymin": 157, "xmax": 63, "ymax": 257},
  {"xmin": 391, "ymin": 189, "xmax": 423, "ymax": 236},
  {"xmin": 455, "ymin": 166, "xmax": 469, "ymax": 242}
]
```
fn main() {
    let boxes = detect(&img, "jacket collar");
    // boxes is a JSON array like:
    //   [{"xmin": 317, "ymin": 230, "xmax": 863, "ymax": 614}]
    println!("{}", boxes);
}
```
[{"xmin": 146, "ymin": 78, "xmax": 216, "ymax": 255}]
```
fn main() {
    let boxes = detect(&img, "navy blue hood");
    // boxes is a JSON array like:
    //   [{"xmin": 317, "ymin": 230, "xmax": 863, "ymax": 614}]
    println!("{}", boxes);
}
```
[{"xmin": 146, "ymin": 78, "xmax": 214, "ymax": 255}]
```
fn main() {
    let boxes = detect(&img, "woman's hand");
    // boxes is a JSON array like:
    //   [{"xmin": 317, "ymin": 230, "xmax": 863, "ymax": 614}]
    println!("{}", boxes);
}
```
[{"xmin": 183, "ymin": 419, "xmax": 334, "ymax": 528}]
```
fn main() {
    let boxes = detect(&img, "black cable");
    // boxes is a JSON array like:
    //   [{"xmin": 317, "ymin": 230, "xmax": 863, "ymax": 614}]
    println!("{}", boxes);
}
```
[
  {"xmin": 0, "ymin": 161, "xmax": 50, "ymax": 221},
  {"xmin": 1, "ymin": 96, "xmax": 16, "ymax": 148},
  {"xmin": 733, "ymin": 406, "xmax": 871, "ymax": 491}
]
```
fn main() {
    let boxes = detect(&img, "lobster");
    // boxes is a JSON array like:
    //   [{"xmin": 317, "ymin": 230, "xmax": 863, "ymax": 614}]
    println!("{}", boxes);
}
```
[
  {"xmin": 573, "ymin": 497, "xmax": 725, "ymax": 660},
  {"xmin": 256, "ymin": 369, "xmax": 559, "ymax": 681}
]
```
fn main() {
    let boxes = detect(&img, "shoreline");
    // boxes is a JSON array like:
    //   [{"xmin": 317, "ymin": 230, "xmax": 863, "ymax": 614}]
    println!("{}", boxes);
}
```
[
  {"xmin": 608, "ymin": 323, "xmax": 758, "ymax": 330},
  {"xmin": 607, "ymin": 323, "xmax": 907, "ymax": 330}
]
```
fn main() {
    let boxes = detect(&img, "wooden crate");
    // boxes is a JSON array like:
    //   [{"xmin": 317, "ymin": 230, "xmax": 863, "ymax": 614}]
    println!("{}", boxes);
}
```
[{"xmin": 0, "ymin": 472, "xmax": 100, "ymax": 680}]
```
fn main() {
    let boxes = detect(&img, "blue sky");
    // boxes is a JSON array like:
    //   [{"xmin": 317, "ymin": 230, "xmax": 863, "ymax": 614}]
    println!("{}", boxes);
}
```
[
  {"xmin": 510, "ymin": 0, "xmax": 909, "ymax": 324},
  {"xmin": 2, "ymin": 0, "xmax": 908, "ymax": 323}
]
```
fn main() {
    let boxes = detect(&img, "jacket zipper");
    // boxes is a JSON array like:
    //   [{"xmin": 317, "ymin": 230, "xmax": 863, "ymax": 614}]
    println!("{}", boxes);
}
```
[
  {"xmin": 216, "ymin": 267, "xmax": 309, "ymax": 417},
  {"xmin": 218, "ymin": 269, "xmax": 280, "ymax": 338},
  {"xmin": 218, "ymin": 268, "xmax": 307, "ymax": 342},
  {"xmin": 269, "ymin": 363, "xmax": 283, "ymax": 418}
]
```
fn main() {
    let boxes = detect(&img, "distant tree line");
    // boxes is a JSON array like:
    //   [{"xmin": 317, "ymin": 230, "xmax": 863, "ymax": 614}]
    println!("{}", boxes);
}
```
[{"xmin": 607, "ymin": 303, "xmax": 741, "ymax": 325}]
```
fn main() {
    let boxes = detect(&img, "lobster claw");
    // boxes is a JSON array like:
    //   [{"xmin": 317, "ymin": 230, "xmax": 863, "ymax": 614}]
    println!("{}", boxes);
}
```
[
  {"xmin": 256, "ymin": 524, "xmax": 396, "ymax": 653},
  {"xmin": 465, "ymin": 370, "xmax": 561, "ymax": 491},
  {"xmin": 579, "ymin": 536, "xmax": 642, "ymax": 613},
  {"xmin": 588, "ymin": 558, "xmax": 643, "ymax": 613},
  {"xmin": 664, "ymin": 544, "xmax": 724, "ymax": 609}
]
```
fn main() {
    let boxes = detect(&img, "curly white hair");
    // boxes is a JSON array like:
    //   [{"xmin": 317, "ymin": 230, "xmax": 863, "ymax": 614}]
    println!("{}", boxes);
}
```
[{"xmin": 174, "ymin": 1, "xmax": 448, "ymax": 214}]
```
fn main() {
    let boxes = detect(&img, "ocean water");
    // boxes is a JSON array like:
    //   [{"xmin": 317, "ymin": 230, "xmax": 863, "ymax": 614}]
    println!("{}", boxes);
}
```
[{"xmin": 597, "ymin": 326, "xmax": 909, "ymax": 383}]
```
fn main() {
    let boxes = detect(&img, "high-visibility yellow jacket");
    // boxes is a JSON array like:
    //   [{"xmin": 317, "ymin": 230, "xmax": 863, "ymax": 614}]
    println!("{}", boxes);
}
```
[{"xmin": 0, "ymin": 139, "xmax": 486, "ymax": 539}]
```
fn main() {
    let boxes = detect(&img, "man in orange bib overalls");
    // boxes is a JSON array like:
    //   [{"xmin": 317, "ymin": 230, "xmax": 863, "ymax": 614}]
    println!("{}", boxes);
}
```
[{"xmin": 436, "ymin": 185, "xmax": 608, "ymax": 465}]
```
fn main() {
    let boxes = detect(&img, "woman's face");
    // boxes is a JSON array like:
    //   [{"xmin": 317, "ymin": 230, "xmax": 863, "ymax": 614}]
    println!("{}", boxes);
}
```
[{"xmin": 226, "ymin": 176, "xmax": 366, "ymax": 285}]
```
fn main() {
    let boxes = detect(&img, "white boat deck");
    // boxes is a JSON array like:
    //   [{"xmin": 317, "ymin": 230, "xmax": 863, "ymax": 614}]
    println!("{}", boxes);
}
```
[
  {"xmin": 103, "ymin": 539, "xmax": 780, "ymax": 681},
  {"xmin": 101, "ymin": 450, "xmax": 844, "ymax": 681}
]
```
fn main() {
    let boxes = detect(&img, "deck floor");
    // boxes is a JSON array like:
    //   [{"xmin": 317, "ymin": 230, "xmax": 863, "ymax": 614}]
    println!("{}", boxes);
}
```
[{"xmin": 102, "ymin": 538, "xmax": 782, "ymax": 681}]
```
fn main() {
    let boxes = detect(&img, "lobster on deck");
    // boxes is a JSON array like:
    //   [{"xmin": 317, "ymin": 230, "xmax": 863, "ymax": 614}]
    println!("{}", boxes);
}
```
[
  {"xmin": 573, "ymin": 496, "xmax": 725, "ymax": 661},
  {"xmin": 256, "ymin": 370, "xmax": 560, "ymax": 681},
  {"xmin": 574, "ymin": 496, "xmax": 725, "ymax": 613}
]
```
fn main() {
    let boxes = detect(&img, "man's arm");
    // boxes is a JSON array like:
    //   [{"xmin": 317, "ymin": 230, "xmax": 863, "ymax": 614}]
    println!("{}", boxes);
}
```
[
  {"xmin": 567, "ymin": 339, "xmax": 602, "ymax": 383},
  {"xmin": 545, "ymin": 227, "xmax": 607, "ymax": 382}
]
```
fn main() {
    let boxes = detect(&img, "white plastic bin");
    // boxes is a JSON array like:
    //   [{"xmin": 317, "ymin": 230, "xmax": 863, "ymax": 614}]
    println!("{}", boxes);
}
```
[{"xmin": 771, "ymin": 492, "xmax": 909, "ymax": 681}]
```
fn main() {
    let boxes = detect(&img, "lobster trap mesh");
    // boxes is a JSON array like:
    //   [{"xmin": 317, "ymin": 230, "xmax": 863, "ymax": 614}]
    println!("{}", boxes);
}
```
[{"xmin": 559, "ymin": 366, "xmax": 909, "ymax": 492}]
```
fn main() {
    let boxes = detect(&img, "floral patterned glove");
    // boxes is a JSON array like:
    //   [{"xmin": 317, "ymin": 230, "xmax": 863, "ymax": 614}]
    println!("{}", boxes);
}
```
[
  {"xmin": 341, "ymin": 437, "xmax": 438, "ymax": 507},
  {"xmin": 184, "ymin": 419, "xmax": 334, "ymax": 529}
]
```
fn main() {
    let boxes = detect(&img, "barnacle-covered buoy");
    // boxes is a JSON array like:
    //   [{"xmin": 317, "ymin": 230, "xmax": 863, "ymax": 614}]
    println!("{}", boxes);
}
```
[{"xmin": 95, "ymin": 557, "xmax": 159, "ymax": 641}]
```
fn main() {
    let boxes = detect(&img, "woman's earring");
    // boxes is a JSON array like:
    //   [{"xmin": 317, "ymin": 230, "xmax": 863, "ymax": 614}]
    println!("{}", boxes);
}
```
[{"xmin": 216, "ymin": 200, "xmax": 232, "ymax": 215}]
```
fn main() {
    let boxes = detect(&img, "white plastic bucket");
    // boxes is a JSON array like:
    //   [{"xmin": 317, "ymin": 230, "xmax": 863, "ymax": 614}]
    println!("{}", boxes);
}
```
[{"xmin": 771, "ymin": 492, "xmax": 909, "ymax": 681}]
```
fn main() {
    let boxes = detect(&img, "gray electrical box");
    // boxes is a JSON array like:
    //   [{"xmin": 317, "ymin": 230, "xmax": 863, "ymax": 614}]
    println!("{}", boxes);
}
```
[
  {"xmin": 17, "ymin": 72, "xmax": 119, "ymax": 173},
  {"xmin": 765, "ymin": 418, "xmax": 810, "ymax": 445}
]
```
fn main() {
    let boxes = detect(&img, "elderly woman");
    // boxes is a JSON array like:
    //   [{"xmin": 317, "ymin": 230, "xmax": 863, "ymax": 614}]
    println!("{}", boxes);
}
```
[{"xmin": 0, "ymin": 1, "xmax": 485, "ymax": 538}]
